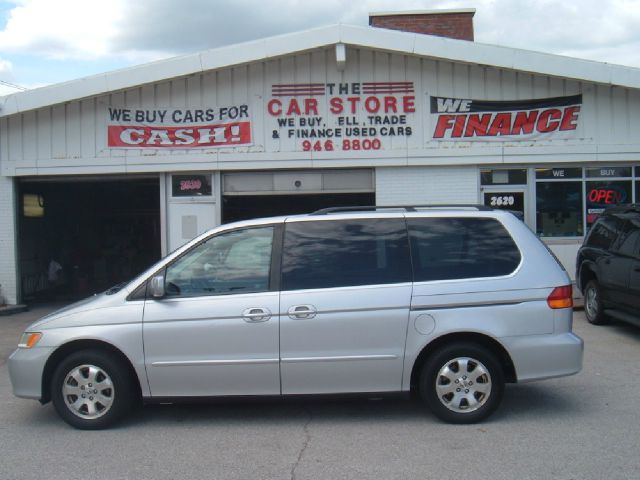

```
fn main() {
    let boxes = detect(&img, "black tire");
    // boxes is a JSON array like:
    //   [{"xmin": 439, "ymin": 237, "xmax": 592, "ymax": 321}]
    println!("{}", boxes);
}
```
[
  {"xmin": 584, "ymin": 279, "xmax": 609, "ymax": 325},
  {"xmin": 419, "ymin": 342, "xmax": 504, "ymax": 424},
  {"xmin": 51, "ymin": 350, "xmax": 134, "ymax": 429}
]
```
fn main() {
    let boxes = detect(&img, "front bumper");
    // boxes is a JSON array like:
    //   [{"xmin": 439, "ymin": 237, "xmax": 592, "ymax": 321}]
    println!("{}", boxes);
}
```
[
  {"xmin": 8, "ymin": 346, "xmax": 55, "ymax": 400},
  {"xmin": 501, "ymin": 332, "xmax": 584, "ymax": 382}
]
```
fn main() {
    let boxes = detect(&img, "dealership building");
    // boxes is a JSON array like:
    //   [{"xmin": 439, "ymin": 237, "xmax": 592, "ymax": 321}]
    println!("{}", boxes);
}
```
[{"xmin": 2, "ymin": 9, "xmax": 640, "ymax": 305}]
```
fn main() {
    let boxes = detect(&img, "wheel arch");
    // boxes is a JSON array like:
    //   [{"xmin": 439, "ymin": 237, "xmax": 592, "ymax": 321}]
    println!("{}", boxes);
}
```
[
  {"xmin": 41, "ymin": 339, "xmax": 142, "ymax": 404},
  {"xmin": 409, "ymin": 332, "xmax": 517, "ymax": 394},
  {"xmin": 578, "ymin": 261, "xmax": 597, "ymax": 293}
]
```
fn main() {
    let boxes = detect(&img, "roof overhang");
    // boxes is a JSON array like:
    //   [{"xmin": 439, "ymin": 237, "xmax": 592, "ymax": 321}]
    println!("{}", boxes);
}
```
[{"xmin": 2, "ymin": 23, "xmax": 640, "ymax": 117}]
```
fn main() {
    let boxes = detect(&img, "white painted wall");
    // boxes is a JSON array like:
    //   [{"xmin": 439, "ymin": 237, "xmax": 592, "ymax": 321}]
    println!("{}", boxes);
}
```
[
  {"xmin": 2, "ymin": 46, "xmax": 640, "ymax": 176},
  {"xmin": 0, "ymin": 176, "xmax": 18, "ymax": 304},
  {"xmin": 376, "ymin": 166, "xmax": 478, "ymax": 205}
]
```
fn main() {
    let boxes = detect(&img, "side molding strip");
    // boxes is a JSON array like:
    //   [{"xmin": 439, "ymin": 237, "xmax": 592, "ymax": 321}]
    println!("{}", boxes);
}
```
[
  {"xmin": 281, "ymin": 354, "xmax": 398, "ymax": 363},
  {"xmin": 152, "ymin": 358, "xmax": 279, "ymax": 367}
]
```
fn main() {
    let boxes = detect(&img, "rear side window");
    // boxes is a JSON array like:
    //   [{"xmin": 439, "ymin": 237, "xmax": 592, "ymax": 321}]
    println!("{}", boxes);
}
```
[
  {"xmin": 585, "ymin": 216, "xmax": 623, "ymax": 250},
  {"xmin": 612, "ymin": 220, "xmax": 640, "ymax": 257},
  {"xmin": 408, "ymin": 217, "xmax": 521, "ymax": 281},
  {"xmin": 282, "ymin": 218, "xmax": 411, "ymax": 290}
]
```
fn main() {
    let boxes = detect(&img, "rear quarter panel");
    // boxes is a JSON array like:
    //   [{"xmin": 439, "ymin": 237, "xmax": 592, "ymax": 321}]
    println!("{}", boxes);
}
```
[{"xmin": 402, "ymin": 211, "xmax": 571, "ymax": 390}]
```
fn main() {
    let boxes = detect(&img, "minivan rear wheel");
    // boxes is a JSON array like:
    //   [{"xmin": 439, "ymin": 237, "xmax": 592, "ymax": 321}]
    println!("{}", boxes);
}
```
[
  {"xmin": 51, "ymin": 350, "xmax": 133, "ymax": 429},
  {"xmin": 584, "ymin": 280, "xmax": 609, "ymax": 325},
  {"xmin": 419, "ymin": 343, "xmax": 504, "ymax": 424}
]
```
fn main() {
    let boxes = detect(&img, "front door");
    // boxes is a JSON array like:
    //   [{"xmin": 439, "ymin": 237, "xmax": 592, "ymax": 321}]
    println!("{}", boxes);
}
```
[
  {"xmin": 278, "ymin": 217, "xmax": 413, "ymax": 394},
  {"xmin": 143, "ymin": 225, "xmax": 281, "ymax": 397}
]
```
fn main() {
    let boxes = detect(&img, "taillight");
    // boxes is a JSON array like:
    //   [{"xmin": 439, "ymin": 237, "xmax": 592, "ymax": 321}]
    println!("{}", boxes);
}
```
[{"xmin": 547, "ymin": 285, "xmax": 573, "ymax": 309}]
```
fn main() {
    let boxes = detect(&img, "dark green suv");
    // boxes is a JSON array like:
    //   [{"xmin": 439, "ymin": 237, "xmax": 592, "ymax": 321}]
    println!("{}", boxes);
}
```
[{"xmin": 577, "ymin": 205, "xmax": 640, "ymax": 327}]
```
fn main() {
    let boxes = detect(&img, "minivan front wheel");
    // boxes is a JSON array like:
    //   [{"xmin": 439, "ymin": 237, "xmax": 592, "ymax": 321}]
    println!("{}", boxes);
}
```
[
  {"xmin": 420, "ymin": 343, "xmax": 504, "ymax": 424},
  {"xmin": 584, "ymin": 280, "xmax": 609, "ymax": 325},
  {"xmin": 51, "ymin": 350, "xmax": 133, "ymax": 429}
]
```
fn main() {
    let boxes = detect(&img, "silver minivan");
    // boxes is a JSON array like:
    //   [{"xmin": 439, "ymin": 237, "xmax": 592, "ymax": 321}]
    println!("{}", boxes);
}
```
[{"xmin": 9, "ymin": 206, "xmax": 583, "ymax": 429}]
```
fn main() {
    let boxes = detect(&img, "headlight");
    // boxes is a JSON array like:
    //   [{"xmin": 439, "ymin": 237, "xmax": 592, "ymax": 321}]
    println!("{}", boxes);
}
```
[{"xmin": 18, "ymin": 332, "xmax": 42, "ymax": 349}]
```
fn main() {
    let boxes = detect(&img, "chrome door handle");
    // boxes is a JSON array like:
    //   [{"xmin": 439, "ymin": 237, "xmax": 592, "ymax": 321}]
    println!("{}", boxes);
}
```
[
  {"xmin": 242, "ymin": 308, "xmax": 271, "ymax": 323},
  {"xmin": 287, "ymin": 305, "xmax": 317, "ymax": 319}
]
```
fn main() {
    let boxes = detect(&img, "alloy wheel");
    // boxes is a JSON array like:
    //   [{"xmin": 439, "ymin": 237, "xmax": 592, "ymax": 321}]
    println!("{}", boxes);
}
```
[
  {"xmin": 61, "ymin": 364, "xmax": 115, "ymax": 419},
  {"xmin": 435, "ymin": 357, "xmax": 492, "ymax": 413},
  {"xmin": 585, "ymin": 285, "xmax": 598, "ymax": 321}
]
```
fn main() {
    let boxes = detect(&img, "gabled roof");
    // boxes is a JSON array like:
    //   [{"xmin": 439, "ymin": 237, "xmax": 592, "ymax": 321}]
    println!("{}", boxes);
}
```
[{"xmin": 2, "ymin": 23, "xmax": 640, "ymax": 118}]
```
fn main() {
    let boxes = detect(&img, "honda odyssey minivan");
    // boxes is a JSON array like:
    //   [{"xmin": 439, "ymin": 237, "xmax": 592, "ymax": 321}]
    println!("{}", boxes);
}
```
[{"xmin": 9, "ymin": 206, "xmax": 584, "ymax": 429}]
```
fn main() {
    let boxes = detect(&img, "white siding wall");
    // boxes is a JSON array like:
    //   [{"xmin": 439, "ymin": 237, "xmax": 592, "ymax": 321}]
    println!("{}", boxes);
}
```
[
  {"xmin": 2, "ymin": 46, "xmax": 640, "ymax": 175},
  {"xmin": 0, "ymin": 176, "xmax": 17, "ymax": 304},
  {"xmin": 376, "ymin": 166, "xmax": 478, "ymax": 205}
]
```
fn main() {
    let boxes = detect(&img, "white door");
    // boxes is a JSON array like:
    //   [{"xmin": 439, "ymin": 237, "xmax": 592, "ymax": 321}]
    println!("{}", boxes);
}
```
[
  {"xmin": 143, "ymin": 225, "xmax": 280, "ymax": 397},
  {"xmin": 168, "ymin": 202, "xmax": 217, "ymax": 252},
  {"xmin": 278, "ymin": 216, "xmax": 413, "ymax": 394},
  {"xmin": 167, "ymin": 173, "xmax": 217, "ymax": 252}
]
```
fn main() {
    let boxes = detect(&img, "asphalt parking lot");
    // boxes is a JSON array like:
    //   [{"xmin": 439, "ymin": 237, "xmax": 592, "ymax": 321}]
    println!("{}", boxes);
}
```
[{"xmin": 1, "ymin": 304, "xmax": 639, "ymax": 480}]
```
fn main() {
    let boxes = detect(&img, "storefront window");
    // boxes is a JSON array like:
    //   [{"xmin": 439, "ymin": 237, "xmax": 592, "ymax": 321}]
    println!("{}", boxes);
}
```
[
  {"xmin": 480, "ymin": 169, "xmax": 527, "ymax": 185},
  {"xmin": 585, "ymin": 181, "xmax": 632, "ymax": 227},
  {"xmin": 535, "ymin": 167, "xmax": 582, "ymax": 180},
  {"xmin": 536, "ymin": 181, "xmax": 583, "ymax": 237},
  {"xmin": 586, "ymin": 166, "xmax": 632, "ymax": 178}
]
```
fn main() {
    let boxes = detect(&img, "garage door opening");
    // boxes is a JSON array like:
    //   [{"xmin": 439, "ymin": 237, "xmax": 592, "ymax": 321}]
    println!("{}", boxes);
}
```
[
  {"xmin": 223, "ymin": 192, "xmax": 375, "ymax": 223},
  {"xmin": 222, "ymin": 170, "xmax": 375, "ymax": 223},
  {"xmin": 18, "ymin": 177, "xmax": 161, "ymax": 303}
]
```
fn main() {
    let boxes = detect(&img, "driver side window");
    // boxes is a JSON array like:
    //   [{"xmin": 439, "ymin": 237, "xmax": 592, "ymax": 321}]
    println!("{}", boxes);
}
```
[{"xmin": 165, "ymin": 226, "xmax": 274, "ymax": 297}]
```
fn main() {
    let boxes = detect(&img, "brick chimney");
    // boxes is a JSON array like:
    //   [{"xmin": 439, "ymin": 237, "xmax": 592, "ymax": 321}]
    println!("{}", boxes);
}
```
[{"xmin": 369, "ymin": 9, "xmax": 475, "ymax": 41}]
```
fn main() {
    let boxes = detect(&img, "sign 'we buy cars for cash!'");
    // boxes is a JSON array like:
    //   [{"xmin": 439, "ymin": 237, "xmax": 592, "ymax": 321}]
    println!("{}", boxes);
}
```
[{"xmin": 107, "ymin": 105, "xmax": 252, "ymax": 148}]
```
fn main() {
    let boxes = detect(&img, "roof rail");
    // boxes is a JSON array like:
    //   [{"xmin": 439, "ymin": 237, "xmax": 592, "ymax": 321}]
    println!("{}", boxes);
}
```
[
  {"xmin": 603, "ymin": 203, "xmax": 640, "ymax": 214},
  {"xmin": 310, "ymin": 205, "xmax": 492, "ymax": 215}
]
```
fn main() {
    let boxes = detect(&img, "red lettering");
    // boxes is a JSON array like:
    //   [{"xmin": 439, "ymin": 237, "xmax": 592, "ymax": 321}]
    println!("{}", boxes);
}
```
[
  {"xmin": 286, "ymin": 99, "xmax": 301, "ymax": 115},
  {"xmin": 464, "ymin": 114, "xmax": 491, "ymax": 137},
  {"xmin": 605, "ymin": 189, "xmax": 616, "ymax": 204},
  {"xmin": 304, "ymin": 98, "xmax": 318, "ymax": 116},
  {"xmin": 267, "ymin": 99, "xmax": 282, "ymax": 116},
  {"xmin": 452, "ymin": 115, "xmax": 466, "ymax": 138},
  {"xmin": 384, "ymin": 97, "xmax": 398, "ymax": 113},
  {"xmin": 180, "ymin": 179, "xmax": 202, "ymax": 191},
  {"xmin": 537, "ymin": 109, "xmax": 562, "ymax": 132},
  {"xmin": 560, "ymin": 106, "xmax": 580, "ymax": 131},
  {"xmin": 347, "ymin": 97, "xmax": 360, "ymax": 113},
  {"xmin": 587, "ymin": 188, "xmax": 624, "ymax": 205},
  {"xmin": 433, "ymin": 115, "xmax": 456, "ymax": 138},
  {"xmin": 365, "ymin": 96, "xmax": 380, "ymax": 113},
  {"xmin": 511, "ymin": 111, "xmax": 537, "ymax": 135},
  {"xmin": 329, "ymin": 97, "xmax": 343, "ymax": 114},
  {"xmin": 403, "ymin": 96, "xmax": 415, "ymax": 113},
  {"xmin": 488, "ymin": 113, "xmax": 512, "ymax": 136}
]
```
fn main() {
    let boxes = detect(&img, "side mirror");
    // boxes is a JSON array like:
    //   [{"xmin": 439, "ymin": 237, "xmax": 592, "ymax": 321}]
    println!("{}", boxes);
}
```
[{"xmin": 150, "ymin": 274, "xmax": 165, "ymax": 298}]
